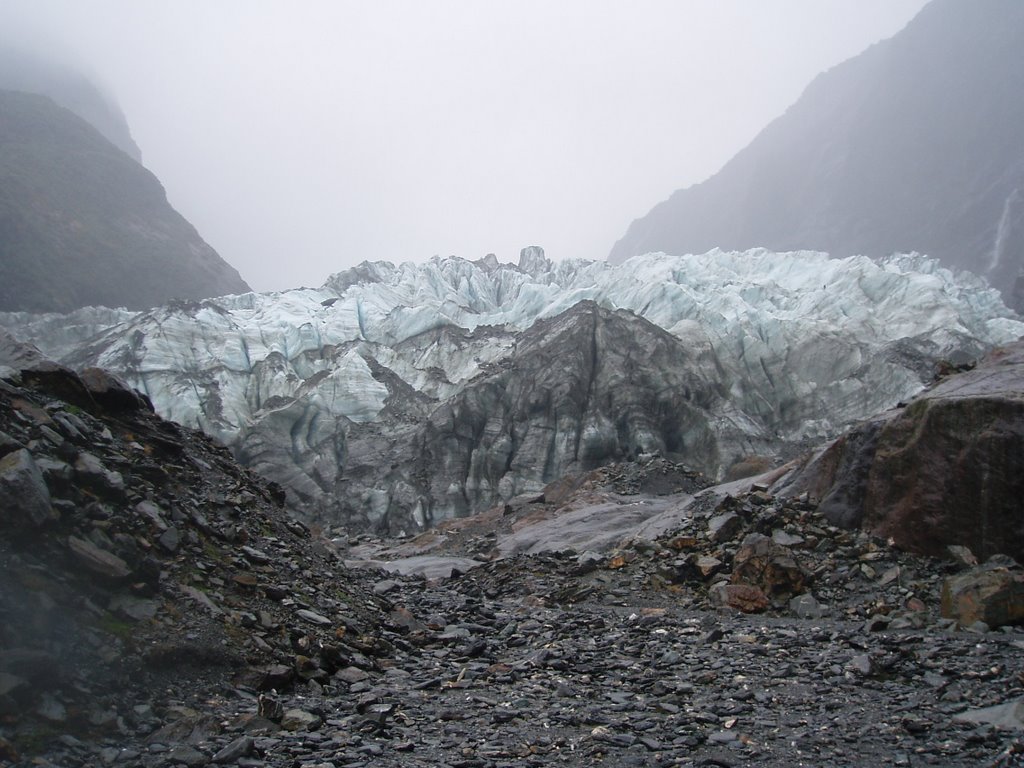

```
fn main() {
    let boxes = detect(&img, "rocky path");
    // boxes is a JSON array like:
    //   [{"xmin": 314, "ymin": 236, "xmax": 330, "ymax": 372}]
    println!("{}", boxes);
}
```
[{"xmin": 40, "ymin": 575, "xmax": 1024, "ymax": 768}]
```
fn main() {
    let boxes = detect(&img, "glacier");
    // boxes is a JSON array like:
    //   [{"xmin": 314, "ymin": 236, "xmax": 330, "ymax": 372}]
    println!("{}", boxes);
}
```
[{"xmin": 2, "ymin": 247, "xmax": 1021, "ymax": 532}]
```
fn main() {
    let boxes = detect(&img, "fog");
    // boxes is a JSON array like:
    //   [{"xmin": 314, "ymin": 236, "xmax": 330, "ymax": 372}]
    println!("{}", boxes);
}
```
[{"xmin": 1, "ymin": 1, "xmax": 927, "ymax": 292}]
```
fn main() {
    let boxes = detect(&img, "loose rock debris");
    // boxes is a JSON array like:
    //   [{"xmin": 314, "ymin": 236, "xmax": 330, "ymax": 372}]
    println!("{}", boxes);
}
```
[{"xmin": 1, "ymin": 363, "xmax": 1023, "ymax": 767}]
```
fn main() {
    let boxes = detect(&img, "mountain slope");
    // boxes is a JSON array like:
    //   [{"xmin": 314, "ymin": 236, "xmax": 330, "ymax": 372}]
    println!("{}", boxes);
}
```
[
  {"xmin": 609, "ymin": 0, "xmax": 1024, "ymax": 310},
  {"xmin": 0, "ymin": 46, "xmax": 142, "ymax": 161},
  {"xmin": 0, "ymin": 90, "xmax": 250, "ymax": 312},
  {"xmin": 0, "ymin": 331, "xmax": 396, "ymax": 758}
]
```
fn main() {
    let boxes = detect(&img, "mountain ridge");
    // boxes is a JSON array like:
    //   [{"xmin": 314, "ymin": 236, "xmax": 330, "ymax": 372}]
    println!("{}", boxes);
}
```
[
  {"xmin": 0, "ymin": 46, "xmax": 142, "ymax": 162},
  {"xmin": 609, "ymin": 0, "xmax": 1024, "ymax": 310},
  {"xmin": 0, "ymin": 89, "xmax": 251, "ymax": 312}
]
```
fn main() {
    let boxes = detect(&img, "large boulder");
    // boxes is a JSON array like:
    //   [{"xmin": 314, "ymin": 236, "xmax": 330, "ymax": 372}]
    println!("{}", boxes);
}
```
[
  {"xmin": 709, "ymin": 583, "xmax": 770, "ymax": 614},
  {"xmin": 779, "ymin": 341, "xmax": 1024, "ymax": 561},
  {"xmin": 0, "ymin": 448, "xmax": 55, "ymax": 528},
  {"xmin": 730, "ymin": 533, "xmax": 808, "ymax": 598},
  {"xmin": 80, "ymin": 367, "xmax": 154, "ymax": 414},
  {"xmin": 941, "ymin": 557, "xmax": 1024, "ymax": 629}
]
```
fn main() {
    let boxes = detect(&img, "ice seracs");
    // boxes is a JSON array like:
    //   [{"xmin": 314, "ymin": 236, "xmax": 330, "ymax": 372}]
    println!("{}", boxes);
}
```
[{"xmin": 2, "ymin": 247, "xmax": 1021, "ymax": 531}]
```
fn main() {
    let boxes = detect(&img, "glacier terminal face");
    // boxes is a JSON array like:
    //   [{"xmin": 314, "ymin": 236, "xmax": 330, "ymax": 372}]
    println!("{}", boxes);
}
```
[{"xmin": 2, "ymin": 248, "xmax": 1021, "ymax": 533}]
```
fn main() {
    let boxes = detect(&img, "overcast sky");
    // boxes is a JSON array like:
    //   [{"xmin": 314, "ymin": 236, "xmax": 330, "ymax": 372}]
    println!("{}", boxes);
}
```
[{"xmin": 2, "ymin": 1, "xmax": 928, "ymax": 292}]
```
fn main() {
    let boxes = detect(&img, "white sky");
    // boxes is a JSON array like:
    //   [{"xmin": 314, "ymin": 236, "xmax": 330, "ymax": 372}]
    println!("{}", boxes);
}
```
[{"xmin": 2, "ymin": 1, "xmax": 928, "ymax": 291}]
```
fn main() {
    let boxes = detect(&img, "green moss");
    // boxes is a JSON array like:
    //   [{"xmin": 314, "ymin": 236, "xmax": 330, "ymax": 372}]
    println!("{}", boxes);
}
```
[
  {"xmin": 95, "ymin": 614, "xmax": 133, "ymax": 640},
  {"xmin": 903, "ymin": 398, "xmax": 930, "ymax": 420},
  {"xmin": 201, "ymin": 537, "xmax": 225, "ymax": 563},
  {"xmin": 15, "ymin": 723, "xmax": 59, "ymax": 754}
]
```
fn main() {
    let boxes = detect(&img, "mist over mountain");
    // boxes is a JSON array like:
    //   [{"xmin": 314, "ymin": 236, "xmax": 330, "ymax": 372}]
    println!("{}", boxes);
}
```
[
  {"xmin": 609, "ymin": 0, "xmax": 1024, "ymax": 311},
  {"xmin": 0, "ymin": 88, "xmax": 250, "ymax": 312},
  {"xmin": 0, "ymin": 46, "xmax": 141, "ymax": 162}
]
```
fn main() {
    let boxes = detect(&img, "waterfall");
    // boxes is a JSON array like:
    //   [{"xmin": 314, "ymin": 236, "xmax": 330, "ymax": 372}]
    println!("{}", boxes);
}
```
[{"xmin": 987, "ymin": 188, "xmax": 1021, "ymax": 275}]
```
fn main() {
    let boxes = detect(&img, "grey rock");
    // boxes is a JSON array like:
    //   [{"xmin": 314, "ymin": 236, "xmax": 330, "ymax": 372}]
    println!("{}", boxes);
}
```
[
  {"xmin": 165, "ymin": 744, "xmax": 209, "ymax": 767},
  {"xmin": 335, "ymin": 667, "xmax": 370, "ymax": 684},
  {"xmin": 68, "ymin": 535, "xmax": 130, "ymax": 578},
  {"xmin": 110, "ymin": 595, "xmax": 159, "ymax": 622},
  {"xmin": 575, "ymin": 550, "xmax": 605, "ymax": 573},
  {"xmin": 51, "ymin": 411, "xmax": 85, "ymax": 441},
  {"xmin": 772, "ymin": 529, "xmax": 805, "ymax": 547},
  {"xmin": 80, "ymin": 367, "xmax": 154, "ymax": 413},
  {"xmin": 0, "ymin": 671, "xmax": 27, "ymax": 698},
  {"xmin": 39, "ymin": 425, "xmax": 63, "ymax": 445},
  {"xmin": 211, "ymin": 735, "xmax": 255, "ymax": 764},
  {"xmin": 35, "ymin": 693, "xmax": 67, "ymax": 722},
  {"xmin": 708, "ymin": 512, "xmax": 742, "ymax": 543},
  {"xmin": 0, "ymin": 448, "xmax": 56, "ymax": 527},
  {"xmin": 241, "ymin": 546, "xmax": 271, "ymax": 564},
  {"xmin": 372, "ymin": 578, "xmax": 399, "ymax": 595},
  {"xmin": 948, "ymin": 544, "xmax": 979, "ymax": 567},
  {"xmin": 180, "ymin": 585, "xmax": 222, "ymax": 616},
  {"xmin": 74, "ymin": 452, "xmax": 124, "ymax": 491},
  {"xmin": 158, "ymin": 526, "xmax": 181, "ymax": 554},
  {"xmin": 137, "ymin": 500, "xmax": 169, "ymax": 531},
  {"xmin": 280, "ymin": 708, "xmax": 321, "ymax": 732},
  {"xmin": 0, "ymin": 428, "xmax": 23, "ymax": 457},
  {"xmin": 789, "ymin": 593, "xmax": 824, "ymax": 619},
  {"xmin": 954, "ymin": 698, "xmax": 1024, "ymax": 730},
  {"xmin": 35, "ymin": 456, "xmax": 72, "ymax": 484},
  {"xmin": 694, "ymin": 554, "xmax": 723, "ymax": 578},
  {"xmin": 848, "ymin": 654, "xmax": 873, "ymax": 676},
  {"xmin": 296, "ymin": 609, "xmax": 332, "ymax": 626}
]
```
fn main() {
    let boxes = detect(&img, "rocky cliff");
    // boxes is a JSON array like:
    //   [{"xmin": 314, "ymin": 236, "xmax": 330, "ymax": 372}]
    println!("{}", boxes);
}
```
[
  {"xmin": 3, "ymin": 248, "xmax": 1021, "ymax": 533},
  {"xmin": 609, "ymin": 0, "xmax": 1024, "ymax": 311},
  {"xmin": 777, "ymin": 339, "xmax": 1024, "ymax": 562},
  {"xmin": 0, "ymin": 89, "xmax": 250, "ymax": 312}
]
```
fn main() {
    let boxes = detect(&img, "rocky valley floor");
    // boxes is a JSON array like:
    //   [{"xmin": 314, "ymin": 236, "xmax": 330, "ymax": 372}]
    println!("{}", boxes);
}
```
[
  {"xmin": 10, "ymin": 549, "xmax": 1024, "ymax": 768},
  {"xmin": 2, "ymin": 350, "xmax": 1024, "ymax": 768}
]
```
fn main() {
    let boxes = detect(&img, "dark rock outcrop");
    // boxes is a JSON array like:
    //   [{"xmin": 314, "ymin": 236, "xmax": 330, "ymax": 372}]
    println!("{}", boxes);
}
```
[
  {"xmin": 0, "ymin": 89, "xmax": 250, "ymax": 312},
  {"xmin": 779, "ymin": 339, "xmax": 1024, "ymax": 561},
  {"xmin": 609, "ymin": 0, "xmax": 1024, "ymax": 311}
]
